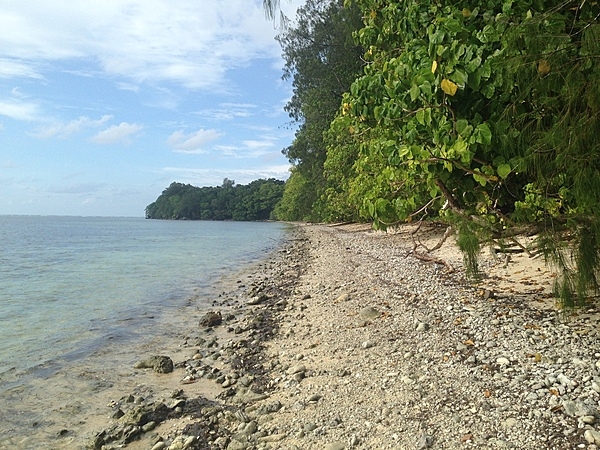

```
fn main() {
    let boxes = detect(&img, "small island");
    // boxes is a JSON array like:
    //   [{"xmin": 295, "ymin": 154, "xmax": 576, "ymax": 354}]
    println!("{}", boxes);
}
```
[{"xmin": 145, "ymin": 179, "xmax": 284, "ymax": 221}]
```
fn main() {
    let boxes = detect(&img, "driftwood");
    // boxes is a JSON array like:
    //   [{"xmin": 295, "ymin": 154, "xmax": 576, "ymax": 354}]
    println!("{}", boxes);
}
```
[
  {"xmin": 410, "ymin": 249, "xmax": 455, "ymax": 273},
  {"xmin": 408, "ymin": 222, "xmax": 455, "ymax": 272}
]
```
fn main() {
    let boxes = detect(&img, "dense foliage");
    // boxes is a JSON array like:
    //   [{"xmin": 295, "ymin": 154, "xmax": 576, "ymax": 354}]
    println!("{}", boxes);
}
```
[
  {"xmin": 273, "ymin": 0, "xmax": 600, "ymax": 306},
  {"xmin": 272, "ymin": 0, "xmax": 365, "ymax": 221},
  {"xmin": 145, "ymin": 179, "xmax": 285, "ymax": 221}
]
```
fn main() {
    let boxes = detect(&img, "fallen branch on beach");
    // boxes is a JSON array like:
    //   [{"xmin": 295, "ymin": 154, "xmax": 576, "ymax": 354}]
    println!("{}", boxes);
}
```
[
  {"xmin": 407, "ymin": 222, "xmax": 455, "ymax": 272},
  {"xmin": 409, "ymin": 249, "xmax": 455, "ymax": 273}
]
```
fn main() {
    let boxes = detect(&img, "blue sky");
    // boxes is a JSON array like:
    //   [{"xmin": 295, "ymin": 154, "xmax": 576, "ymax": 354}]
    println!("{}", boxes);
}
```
[{"xmin": 0, "ymin": 0, "xmax": 304, "ymax": 216}]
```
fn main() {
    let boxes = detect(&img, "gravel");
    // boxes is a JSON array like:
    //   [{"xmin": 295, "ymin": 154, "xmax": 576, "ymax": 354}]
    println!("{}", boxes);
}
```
[{"xmin": 93, "ymin": 223, "xmax": 600, "ymax": 450}]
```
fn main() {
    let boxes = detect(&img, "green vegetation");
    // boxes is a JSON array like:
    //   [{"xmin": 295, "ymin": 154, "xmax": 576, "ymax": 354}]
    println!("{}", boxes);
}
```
[
  {"xmin": 270, "ymin": 0, "xmax": 600, "ymax": 307},
  {"xmin": 145, "ymin": 179, "xmax": 284, "ymax": 221},
  {"xmin": 272, "ymin": 0, "xmax": 365, "ymax": 221}
]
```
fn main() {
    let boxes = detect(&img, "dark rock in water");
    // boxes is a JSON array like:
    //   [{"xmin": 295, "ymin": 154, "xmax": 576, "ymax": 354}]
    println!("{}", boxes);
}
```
[
  {"xmin": 133, "ymin": 355, "xmax": 174, "ymax": 373},
  {"xmin": 199, "ymin": 311, "xmax": 222, "ymax": 327}
]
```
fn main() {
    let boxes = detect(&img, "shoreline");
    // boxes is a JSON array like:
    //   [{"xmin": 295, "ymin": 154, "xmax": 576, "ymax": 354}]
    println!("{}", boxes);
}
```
[
  {"xmin": 0, "ymin": 223, "xmax": 295, "ymax": 450},
  {"xmin": 28, "ymin": 223, "xmax": 600, "ymax": 449}
]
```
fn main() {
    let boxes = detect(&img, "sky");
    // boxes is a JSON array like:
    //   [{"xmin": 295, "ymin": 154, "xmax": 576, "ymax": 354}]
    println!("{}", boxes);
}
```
[{"xmin": 0, "ymin": 0, "xmax": 305, "ymax": 216}]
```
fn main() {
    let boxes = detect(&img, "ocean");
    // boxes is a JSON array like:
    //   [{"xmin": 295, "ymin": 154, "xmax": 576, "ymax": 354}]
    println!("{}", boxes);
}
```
[{"xmin": 0, "ymin": 216, "xmax": 291, "ymax": 448}]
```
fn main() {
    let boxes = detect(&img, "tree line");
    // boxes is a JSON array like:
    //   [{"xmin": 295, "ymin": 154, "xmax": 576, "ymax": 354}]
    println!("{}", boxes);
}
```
[
  {"xmin": 145, "ymin": 179, "xmax": 284, "ymax": 221},
  {"xmin": 271, "ymin": 0, "xmax": 600, "ymax": 307}
]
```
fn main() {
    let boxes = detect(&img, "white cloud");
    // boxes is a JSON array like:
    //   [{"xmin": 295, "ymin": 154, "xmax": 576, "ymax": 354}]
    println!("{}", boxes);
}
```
[
  {"xmin": 35, "ymin": 114, "xmax": 113, "ymax": 139},
  {"xmin": 167, "ymin": 128, "xmax": 223, "ymax": 154},
  {"xmin": 116, "ymin": 82, "xmax": 140, "ymax": 93},
  {"xmin": 243, "ymin": 139, "xmax": 276, "ymax": 150},
  {"xmin": 212, "ymin": 136, "xmax": 281, "ymax": 158},
  {"xmin": 0, "ymin": 58, "xmax": 43, "ymax": 79},
  {"xmin": 195, "ymin": 103, "xmax": 258, "ymax": 121},
  {"xmin": 162, "ymin": 164, "xmax": 290, "ymax": 186},
  {"xmin": 90, "ymin": 122, "xmax": 143, "ymax": 145},
  {"xmin": 0, "ymin": 0, "xmax": 305, "ymax": 90},
  {"xmin": 0, "ymin": 99, "xmax": 40, "ymax": 121}
]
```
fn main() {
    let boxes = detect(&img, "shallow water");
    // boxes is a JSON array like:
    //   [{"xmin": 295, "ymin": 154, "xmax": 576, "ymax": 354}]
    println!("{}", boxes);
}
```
[{"xmin": 0, "ymin": 216, "xmax": 290, "ymax": 448}]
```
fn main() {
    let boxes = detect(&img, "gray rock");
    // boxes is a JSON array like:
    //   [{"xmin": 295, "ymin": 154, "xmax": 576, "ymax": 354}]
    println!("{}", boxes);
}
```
[
  {"xmin": 199, "ymin": 311, "xmax": 222, "ymax": 327},
  {"xmin": 416, "ymin": 433, "xmax": 434, "ymax": 449},
  {"xmin": 307, "ymin": 393, "xmax": 322, "ymax": 403},
  {"xmin": 304, "ymin": 422, "xmax": 318, "ymax": 432},
  {"xmin": 496, "ymin": 357, "xmax": 510, "ymax": 366},
  {"xmin": 227, "ymin": 439, "xmax": 248, "ymax": 450},
  {"xmin": 557, "ymin": 373, "xmax": 572, "ymax": 387},
  {"xmin": 182, "ymin": 436, "xmax": 197, "ymax": 449},
  {"xmin": 141, "ymin": 421, "xmax": 156, "ymax": 432},
  {"xmin": 336, "ymin": 293, "xmax": 350, "ymax": 302},
  {"xmin": 362, "ymin": 340, "xmax": 375, "ymax": 349},
  {"xmin": 248, "ymin": 294, "xmax": 268, "ymax": 305},
  {"xmin": 258, "ymin": 433, "xmax": 287, "ymax": 443},
  {"xmin": 324, "ymin": 442, "xmax": 345, "ymax": 450},
  {"xmin": 416, "ymin": 322, "xmax": 429, "ymax": 332},
  {"xmin": 287, "ymin": 364, "xmax": 306, "ymax": 375},
  {"xmin": 360, "ymin": 306, "xmax": 380, "ymax": 320},
  {"xmin": 168, "ymin": 399, "xmax": 186, "ymax": 409},
  {"xmin": 581, "ymin": 415, "xmax": 596, "ymax": 424},
  {"xmin": 562, "ymin": 400, "xmax": 598, "ymax": 418},
  {"xmin": 133, "ymin": 355, "xmax": 174, "ymax": 373},
  {"xmin": 240, "ymin": 421, "xmax": 258, "ymax": 436},
  {"xmin": 584, "ymin": 429, "xmax": 600, "ymax": 445}
]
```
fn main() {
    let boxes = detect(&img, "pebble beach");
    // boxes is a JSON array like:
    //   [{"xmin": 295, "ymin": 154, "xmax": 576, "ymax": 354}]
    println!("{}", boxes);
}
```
[{"xmin": 66, "ymin": 224, "xmax": 600, "ymax": 449}]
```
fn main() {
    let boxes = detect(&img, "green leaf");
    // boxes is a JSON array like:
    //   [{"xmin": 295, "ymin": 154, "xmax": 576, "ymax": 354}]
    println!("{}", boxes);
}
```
[
  {"xmin": 398, "ymin": 145, "xmax": 410, "ymax": 157},
  {"xmin": 480, "ymin": 84, "xmax": 495, "ymax": 99},
  {"xmin": 429, "ymin": 29, "xmax": 446, "ymax": 44},
  {"xmin": 473, "ymin": 171, "xmax": 488, "ymax": 186},
  {"xmin": 451, "ymin": 138, "xmax": 468, "ymax": 158},
  {"xmin": 474, "ymin": 123, "xmax": 492, "ymax": 145},
  {"xmin": 492, "ymin": 156, "xmax": 506, "ymax": 166},
  {"xmin": 478, "ymin": 24, "xmax": 499, "ymax": 43},
  {"xmin": 497, "ymin": 163, "xmax": 511, "ymax": 179},
  {"xmin": 456, "ymin": 119, "xmax": 470, "ymax": 136},
  {"xmin": 451, "ymin": 68, "xmax": 468, "ymax": 86},
  {"xmin": 419, "ymin": 80, "xmax": 432, "ymax": 97},
  {"xmin": 467, "ymin": 71, "xmax": 482, "ymax": 90},
  {"xmin": 466, "ymin": 56, "xmax": 482, "ymax": 73},
  {"xmin": 410, "ymin": 84, "xmax": 420, "ymax": 101}
]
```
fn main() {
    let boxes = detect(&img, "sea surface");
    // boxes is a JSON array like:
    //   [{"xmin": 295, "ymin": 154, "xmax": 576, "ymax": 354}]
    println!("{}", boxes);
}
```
[{"xmin": 0, "ymin": 216, "xmax": 291, "ymax": 448}]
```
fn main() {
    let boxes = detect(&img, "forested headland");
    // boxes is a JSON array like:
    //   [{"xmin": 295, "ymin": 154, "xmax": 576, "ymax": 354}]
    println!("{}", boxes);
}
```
[{"xmin": 145, "ymin": 179, "xmax": 284, "ymax": 221}]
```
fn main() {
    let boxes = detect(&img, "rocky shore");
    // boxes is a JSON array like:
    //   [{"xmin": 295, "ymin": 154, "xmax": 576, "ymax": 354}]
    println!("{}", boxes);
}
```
[{"xmin": 92, "ymin": 223, "xmax": 600, "ymax": 450}]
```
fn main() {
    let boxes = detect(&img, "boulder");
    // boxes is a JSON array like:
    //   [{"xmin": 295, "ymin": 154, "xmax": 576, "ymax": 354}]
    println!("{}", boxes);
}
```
[
  {"xmin": 134, "ymin": 355, "xmax": 174, "ymax": 373},
  {"xmin": 199, "ymin": 311, "xmax": 222, "ymax": 327}
]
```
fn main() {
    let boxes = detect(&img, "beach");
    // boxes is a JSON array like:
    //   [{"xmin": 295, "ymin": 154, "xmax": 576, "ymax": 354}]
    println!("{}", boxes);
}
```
[{"xmin": 72, "ymin": 223, "xmax": 599, "ymax": 449}]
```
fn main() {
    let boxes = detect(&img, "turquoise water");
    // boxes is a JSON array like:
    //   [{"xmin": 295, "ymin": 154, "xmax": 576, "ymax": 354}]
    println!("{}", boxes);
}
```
[{"xmin": 0, "ymin": 216, "xmax": 290, "ymax": 447}]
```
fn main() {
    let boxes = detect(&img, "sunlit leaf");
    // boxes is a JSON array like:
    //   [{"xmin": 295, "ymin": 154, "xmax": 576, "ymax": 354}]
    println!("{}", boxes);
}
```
[
  {"xmin": 538, "ymin": 59, "xmax": 551, "ymax": 75},
  {"xmin": 431, "ymin": 60, "xmax": 437, "ymax": 73},
  {"xmin": 497, "ymin": 163, "xmax": 511, "ymax": 179},
  {"xmin": 410, "ymin": 84, "xmax": 420, "ymax": 101},
  {"xmin": 456, "ymin": 119, "xmax": 470, "ymax": 136},
  {"xmin": 441, "ymin": 79, "xmax": 458, "ymax": 96}
]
